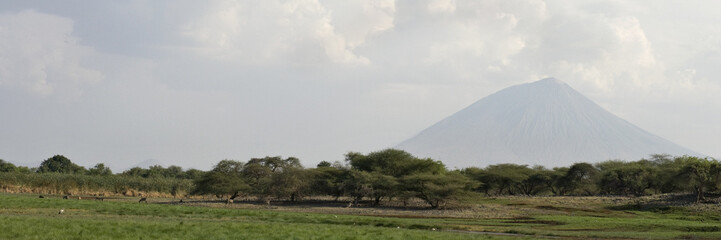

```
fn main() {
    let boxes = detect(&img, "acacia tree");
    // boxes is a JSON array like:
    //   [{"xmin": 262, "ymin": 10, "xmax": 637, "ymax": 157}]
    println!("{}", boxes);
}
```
[
  {"xmin": 243, "ymin": 156, "xmax": 306, "ymax": 202},
  {"xmin": 193, "ymin": 160, "xmax": 249, "ymax": 199},
  {"xmin": 598, "ymin": 160, "xmax": 657, "ymax": 196},
  {"xmin": 163, "ymin": 165, "xmax": 184, "ymax": 178},
  {"xmin": 463, "ymin": 164, "xmax": 534, "ymax": 195},
  {"xmin": 309, "ymin": 165, "xmax": 349, "ymax": 201},
  {"xmin": 0, "ymin": 159, "xmax": 17, "ymax": 172},
  {"xmin": 316, "ymin": 161, "xmax": 332, "ymax": 168},
  {"xmin": 182, "ymin": 169, "xmax": 205, "ymax": 180},
  {"xmin": 674, "ymin": 156, "xmax": 720, "ymax": 203},
  {"xmin": 346, "ymin": 149, "xmax": 445, "ymax": 177},
  {"xmin": 122, "ymin": 167, "xmax": 148, "ymax": 177},
  {"xmin": 342, "ymin": 170, "xmax": 373, "ymax": 205},
  {"xmin": 401, "ymin": 172, "xmax": 477, "ymax": 209},
  {"xmin": 558, "ymin": 163, "xmax": 599, "ymax": 195},
  {"xmin": 344, "ymin": 149, "xmax": 446, "ymax": 204},
  {"xmin": 270, "ymin": 168, "xmax": 310, "ymax": 202},
  {"xmin": 37, "ymin": 155, "xmax": 86, "ymax": 174},
  {"xmin": 519, "ymin": 167, "xmax": 554, "ymax": 196},
  {"xmin": 368, "ymin": 172, "xmax": 398, "ymax": 206},
  {"xmin": 88, "ymin": 163, "xmax": 113, "ymax": 176}
]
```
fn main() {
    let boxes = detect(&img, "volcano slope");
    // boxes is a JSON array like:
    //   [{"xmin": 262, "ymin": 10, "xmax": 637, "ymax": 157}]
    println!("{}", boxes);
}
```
[{"xmin": 397, "ymin": 78, "xmax": 699, "ymax": 168}]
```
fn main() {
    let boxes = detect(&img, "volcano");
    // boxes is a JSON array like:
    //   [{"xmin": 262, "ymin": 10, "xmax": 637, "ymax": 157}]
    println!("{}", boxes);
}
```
[{"xmin": 396, "ymin": 78, "xmax": 700, "ymax": 168}]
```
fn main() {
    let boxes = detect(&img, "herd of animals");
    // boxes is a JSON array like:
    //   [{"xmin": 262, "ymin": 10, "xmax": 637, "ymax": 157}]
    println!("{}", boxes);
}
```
[
  {"xmin": 38, "ymin": 194, "xmax": 152, "ymax": 215},
  {"xmin": 40, "ymin": 194, "xmax": 152, "ymax": 214},
  {"xmin": 40, "ymin": 194, "xmax": 355, "ymax": 212},
  {"xmin": 36, "ymin": 194, "xmax": 281, "ymax": 216},
  {"xmin": 38, "ymin": 194, "xmax": 147, "ymax": 203}
]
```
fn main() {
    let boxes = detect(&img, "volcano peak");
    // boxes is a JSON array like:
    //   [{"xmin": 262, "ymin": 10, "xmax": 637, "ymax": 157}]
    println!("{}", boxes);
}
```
[{"xmin": 397, "ymin": 78, "xmax": 700, "ymax": 168}]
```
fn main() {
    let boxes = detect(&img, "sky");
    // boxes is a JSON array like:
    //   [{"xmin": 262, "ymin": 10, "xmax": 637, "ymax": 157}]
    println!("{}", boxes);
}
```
[{"xmin": 1, "ymin": 0, "xmax": 720, "ymax": 171}]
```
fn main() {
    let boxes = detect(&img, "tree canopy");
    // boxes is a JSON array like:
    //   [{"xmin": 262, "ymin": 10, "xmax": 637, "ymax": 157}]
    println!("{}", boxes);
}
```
[
  {"xmin": 0, "ymin": 159, "xmax": 17, "ymax": 172},
  {"xmin": 37, "ymin": 155, "xmax": 86, "ymax": 174},
  {"xmin": 346, "ymin": 149, "xmax": 445, "ymax": 177}
]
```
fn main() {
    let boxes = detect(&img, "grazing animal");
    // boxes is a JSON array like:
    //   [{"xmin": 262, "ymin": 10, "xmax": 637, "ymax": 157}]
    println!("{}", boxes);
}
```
[
  {"xmin": 58, "ymin": 209, "xmax": 64, "ymax": 214},
  {"xmin": 138, "ymin": 197, "xmax": 147, "ymax": 203},
  {"xmin": 62, "ymin": 195, "xmax": 69, "ymax": 199},
  {"xmin": 39, "ymin": 195, "xmax": 44, "ymax": 198}
]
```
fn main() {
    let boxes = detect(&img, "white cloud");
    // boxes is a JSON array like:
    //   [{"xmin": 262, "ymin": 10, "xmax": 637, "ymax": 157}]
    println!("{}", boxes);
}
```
[
  {"xmin": 0, "ymin": 10, "xmax": 103, "ymax": 97},
  {"xmin": 2, "ymin": 1, "xmax": 721, "ymax": 168},
  {"xmin": 427, "ymin": 0, "xmax": 456, "ymax": 14},
  {"xmin": 181, "ymin": 0, "xmax": 394, "ymax": 66}
]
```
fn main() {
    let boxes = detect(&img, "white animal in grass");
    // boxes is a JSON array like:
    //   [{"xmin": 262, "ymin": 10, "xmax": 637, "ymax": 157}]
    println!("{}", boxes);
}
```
[{"xmin": 58, "ymin": 209, "xmax": 64, "ymax": 214}]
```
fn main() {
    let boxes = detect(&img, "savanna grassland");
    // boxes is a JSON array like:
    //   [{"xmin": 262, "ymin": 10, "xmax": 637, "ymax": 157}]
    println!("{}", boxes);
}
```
[
  {"xmin": 4, "ymin": 152, "xmax": 721, "ymax": 238},
  {"xmin": 3, "ymin": 193, "xmax": 721, "ymax": 239}
]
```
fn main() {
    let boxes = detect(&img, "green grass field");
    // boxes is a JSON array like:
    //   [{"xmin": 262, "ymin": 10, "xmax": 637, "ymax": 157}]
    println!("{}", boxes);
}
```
[{"xmin": 2, "ymin": 193, "xmax": 721, "ymax": 239}]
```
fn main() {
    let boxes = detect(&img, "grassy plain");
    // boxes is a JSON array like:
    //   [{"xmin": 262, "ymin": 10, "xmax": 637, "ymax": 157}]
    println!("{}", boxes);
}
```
[{"xmin": 1, "ymin": 193, "xmax": 721, "ymax": 239}]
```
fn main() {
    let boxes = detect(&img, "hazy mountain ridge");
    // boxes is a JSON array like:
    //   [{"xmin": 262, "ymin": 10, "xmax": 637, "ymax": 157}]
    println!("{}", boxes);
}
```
[{"xmin": 397, "ymin": 78, "xmax": 700, "ymax": 168}]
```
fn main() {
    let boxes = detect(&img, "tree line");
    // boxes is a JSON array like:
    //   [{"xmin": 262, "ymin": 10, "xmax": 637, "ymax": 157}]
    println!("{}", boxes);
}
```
[
  {"xmin": 192, "ymin": 150, "xmax": 475, "ymax": 208},
  {"xmin": 0, "ymin": 155, "xmax": 195, "ymax": 197},
  {"xmin": 0, "ymin": 151, "xmax": 718, "ymax": 207}
]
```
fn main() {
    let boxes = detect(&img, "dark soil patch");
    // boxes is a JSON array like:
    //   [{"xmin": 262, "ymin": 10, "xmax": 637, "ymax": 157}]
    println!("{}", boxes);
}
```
[
  {"xmin": 536, "ymin": 205, "xmax": 612, "ymax": 215},
  {"xmin": 361, "ymin": 214, "xmax": 453, "ymax": 219},
  {"xmin": 506, "ymin": 203, "xmax": 528, "ymax": 206},
  {"xmin": 685, "ymin": 226, "xmax": 721, "ymax": 232},
  {"xmin": 446, "ymin": 229, "xmax": 561, "ymax": 238},
  {"xmin": 506, "ymin": 219, "xmax": 565, "ymax": 225}
]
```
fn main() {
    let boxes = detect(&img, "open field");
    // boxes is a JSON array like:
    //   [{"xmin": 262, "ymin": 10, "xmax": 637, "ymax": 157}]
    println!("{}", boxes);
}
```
[{"xmin": 2, "ymin": 193, "xmax": 721, "ymax": 239}]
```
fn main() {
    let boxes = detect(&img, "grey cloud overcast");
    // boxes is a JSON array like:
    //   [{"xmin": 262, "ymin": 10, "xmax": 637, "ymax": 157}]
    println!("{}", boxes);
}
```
[{"xmin": 0, "ymin": 0, "xmax": 719, "ymax": 170}]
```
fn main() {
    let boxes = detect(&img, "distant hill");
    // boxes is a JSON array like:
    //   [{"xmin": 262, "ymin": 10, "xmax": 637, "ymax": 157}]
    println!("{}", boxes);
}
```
[{"xmin": 397, "ymin": 78, "xmax": 701, "ymax": 168}]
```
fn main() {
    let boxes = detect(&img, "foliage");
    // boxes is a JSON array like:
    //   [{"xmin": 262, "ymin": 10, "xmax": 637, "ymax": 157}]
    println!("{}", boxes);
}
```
[
  {"xmin": 402, "ymin": 172, "xmax": 477, "ymax": 209},
  {"xmin": 316, "ymin": 161, "xmax": 332, "ymax": 168},
  {"xmin": 463, "ymin": 164, "xmax": 534, "ymax": 195},
  {"xmin": 558, "ymin": 163, "xmax": 600, "ymax": 195},
  {"xmin": 0, "ymin": 172, "xmax": 192, "ymax": 195},
  {"xmin": 342, "ymin": 170, "xmax": 374, "ymax": 203},
  {"xmin": 36, "ymin": 155, "xmax": 86, "ymax": 174},
  {"xmin": 346, "ymin": 149, "xmax": 445, "ymax": 177},
  {"xmin": 674, "ymin": 156, "xmax": 720, "ymax": 202},
  {"xmin": 270, "ymin": 168, "xmax": 310, "ymax": 201},
  {"xmin": 122, "ymin": 165, "xmax": 202, "ymax": 179},
  {"xmin": 0, "ymin": 159, "xmax": 16, "ymax": 172},
  {"xmin": 4, "ymin": 151, "xmax": 721, "ymax": 207},
  {"xmin": 598, "ymin": 160, "xmax": 657, "ymax": 196},
  {"xmin": 308, "ymin": 166, "xmax": 348, "ymax": 200},
  {"xmin": 192, "ymin": 160, "xmax": 248, "ymax": 199},
  {"xmin": 240, "ymin": 156, "xmax": 307, "ymax": 200},
  {"xmin": 88, "ymin": 163, "xmax": 113, "ymax": 176}
]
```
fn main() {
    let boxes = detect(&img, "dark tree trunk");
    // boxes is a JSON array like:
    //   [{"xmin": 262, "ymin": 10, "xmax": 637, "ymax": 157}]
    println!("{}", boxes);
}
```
[
  {"xmin": 230, "ymin": 192, "xmax": 240, "ymax": 200},
  {"xmin": 374, "ymin": 196, "xmax": 382, "ymax": 206},
  {"xmin": 696, "ymin": 186, "xmax": 704, "ymax": 203}
]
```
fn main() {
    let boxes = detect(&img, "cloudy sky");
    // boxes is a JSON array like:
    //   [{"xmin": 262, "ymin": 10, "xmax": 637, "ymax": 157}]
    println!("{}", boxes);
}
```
[{"xmin": 1, "ymin": 0, "xmax": 719, "ymax": 171}]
